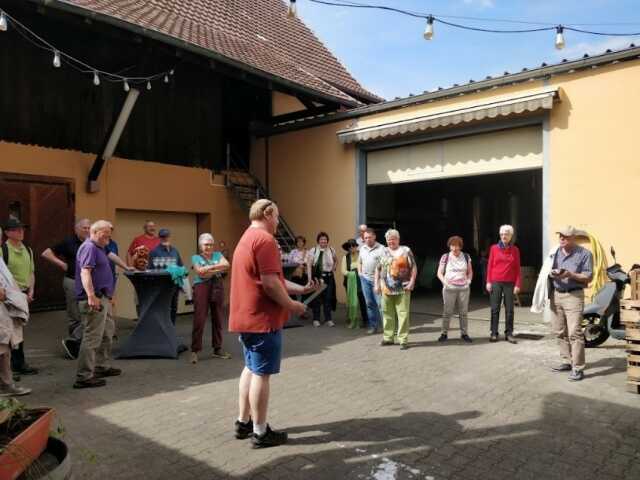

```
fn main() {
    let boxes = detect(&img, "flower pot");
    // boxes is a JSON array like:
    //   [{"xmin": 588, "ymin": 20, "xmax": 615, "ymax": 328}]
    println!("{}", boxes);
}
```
[{"xmin": 0, "ymin": 408, "xmax": 55, "ymax": 480}]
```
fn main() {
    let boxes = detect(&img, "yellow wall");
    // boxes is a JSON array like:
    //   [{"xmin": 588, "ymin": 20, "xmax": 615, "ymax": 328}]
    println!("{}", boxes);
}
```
[
  {"xmin": 255, "ymin": 59, "xmax": 640, "ymax": 296},
  {"xmin": 547, "ymin": 62, "xmax": 640, "ymax": 273},
  {"xmin": 251, "ymin": 122, "xmax": 357, "ymax": 301},
  {"xmin": 0, "ymin": 141, "xmax": 248, "ymax": 311}
]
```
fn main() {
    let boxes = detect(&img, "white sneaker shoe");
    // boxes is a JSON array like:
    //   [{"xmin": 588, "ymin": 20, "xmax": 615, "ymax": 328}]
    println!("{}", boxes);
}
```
[
  {"xmin": 327, "ymin": 321, "xmax": 335, "ymax": 327},
  {"xmin": 313, "ymin": 321, "xmax": 321, "ymax": 327},
  {"xmin": 0, "ymin": 383, "xmax": 31, "ymax": 397}
]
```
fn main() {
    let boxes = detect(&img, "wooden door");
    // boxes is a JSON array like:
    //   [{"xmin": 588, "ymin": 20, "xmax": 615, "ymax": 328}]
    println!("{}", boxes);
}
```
[{"xmin": 0, "ymin": 173, "xmax": 75, "ymax": 311}]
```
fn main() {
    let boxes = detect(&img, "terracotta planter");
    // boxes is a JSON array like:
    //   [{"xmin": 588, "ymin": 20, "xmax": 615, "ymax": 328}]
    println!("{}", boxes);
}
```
[{"xmin": 0, "ymin": 408, "xmax": 55, "ymax": 480}]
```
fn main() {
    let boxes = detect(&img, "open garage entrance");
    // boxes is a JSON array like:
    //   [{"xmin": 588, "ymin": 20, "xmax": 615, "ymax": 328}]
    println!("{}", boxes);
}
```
[{"xmin": 363, "ymin": 125, "xmax": 545, "ymax": 314}]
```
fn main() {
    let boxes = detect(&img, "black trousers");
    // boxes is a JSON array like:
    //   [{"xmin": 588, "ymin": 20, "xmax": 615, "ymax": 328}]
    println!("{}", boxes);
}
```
[
  {"xmin": 312, "ymin": 273, "xmax": 336, "ymax": 322},
  {"xmin": 490, "ymin": 281, "xmax": 515, "ymax": 335},
  {"xmin": 10, "ymin": 342, "xmax": 26, "ymax": 371}
]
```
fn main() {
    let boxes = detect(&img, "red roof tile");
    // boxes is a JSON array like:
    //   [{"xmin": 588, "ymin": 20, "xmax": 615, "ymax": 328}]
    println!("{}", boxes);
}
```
[{"xmin": 59, "ymin": 0, "xmax": 381, "ymax": 105}]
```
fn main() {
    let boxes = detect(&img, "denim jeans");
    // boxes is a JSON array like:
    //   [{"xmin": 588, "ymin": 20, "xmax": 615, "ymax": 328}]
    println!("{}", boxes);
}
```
[{"xmin": 360, "ymin": 276, "xmax": 381, "ymax": 330}]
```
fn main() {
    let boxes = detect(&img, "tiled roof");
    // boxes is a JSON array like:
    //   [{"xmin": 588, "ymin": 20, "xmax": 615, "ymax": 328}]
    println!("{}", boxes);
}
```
[{"xmin": 58, "ymin": 0, "xmax": 381, "ymax": 105}]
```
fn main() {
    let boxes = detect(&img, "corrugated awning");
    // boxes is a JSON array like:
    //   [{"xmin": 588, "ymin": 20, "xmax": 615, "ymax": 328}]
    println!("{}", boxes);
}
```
[{"xmin": 337, "ymin": 87, "xmax": 559, "ymax": 144}]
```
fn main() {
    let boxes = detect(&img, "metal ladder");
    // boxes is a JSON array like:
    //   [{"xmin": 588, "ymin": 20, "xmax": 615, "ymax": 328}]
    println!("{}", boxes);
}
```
[{"xmin": 224, "ymin": 149, "xmax": 297, "ymax": 253}]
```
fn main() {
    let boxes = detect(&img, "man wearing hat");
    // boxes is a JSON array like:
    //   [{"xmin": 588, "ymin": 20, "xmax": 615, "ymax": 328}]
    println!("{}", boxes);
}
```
[
  {"xmin": 149, "ymin": 229, "xmax": 183, "ymax": 325},
  {"xmin": 2, "ymin": 218, "xmax": 38, "ymax": 376},
  {"xmin": 549, "ymin": 226, "xmax": 593, "ymax": 382},
  {"xmin": 341, "ymin": 238, "xmax": 368, "ymax": 328}
]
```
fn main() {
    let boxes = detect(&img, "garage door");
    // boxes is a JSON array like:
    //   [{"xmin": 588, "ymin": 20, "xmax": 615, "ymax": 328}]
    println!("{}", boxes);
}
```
[
  {"xmin": 113, "ymin": 210, "xmax": 198, "ymax": 319},
  {"xmin": 367, "ymin": 125, "xmax": 542, "ymax": 185}
]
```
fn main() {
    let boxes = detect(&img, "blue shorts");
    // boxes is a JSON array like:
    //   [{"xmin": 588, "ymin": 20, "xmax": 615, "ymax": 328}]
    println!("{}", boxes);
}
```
[{"xmin": 239, "ymin": 330, "xmax": 282, "ymax": 376}]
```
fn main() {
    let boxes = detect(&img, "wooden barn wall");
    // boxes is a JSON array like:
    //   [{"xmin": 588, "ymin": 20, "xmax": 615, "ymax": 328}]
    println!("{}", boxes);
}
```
[{"xmin": 0, "ymin": 2, "xmax": 270, "ymax": 169}]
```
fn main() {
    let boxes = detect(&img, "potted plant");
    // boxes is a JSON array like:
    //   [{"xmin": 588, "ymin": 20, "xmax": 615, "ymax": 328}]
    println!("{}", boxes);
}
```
[{"xmin": 0, "ymin": 399, "xmax": 55, "ymax": 480}]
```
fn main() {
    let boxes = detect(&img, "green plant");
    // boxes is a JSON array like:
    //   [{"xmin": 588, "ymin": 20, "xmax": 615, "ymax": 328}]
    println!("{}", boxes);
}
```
[{"xmin": 0, "ymin": 398, "xmax": 29, "ymax": 439}]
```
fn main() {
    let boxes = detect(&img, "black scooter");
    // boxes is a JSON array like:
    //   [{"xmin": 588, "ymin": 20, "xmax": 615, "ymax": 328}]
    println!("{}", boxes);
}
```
[{"xmin": 582, "ymin": 247, "xmax": 631, "ymax": 348}]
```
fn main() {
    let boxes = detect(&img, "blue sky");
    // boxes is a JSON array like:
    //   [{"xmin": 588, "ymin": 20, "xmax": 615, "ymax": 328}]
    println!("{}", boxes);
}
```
[{"xmin": 296, "ymin": 0, "xmax": 640, "ymax": 100}]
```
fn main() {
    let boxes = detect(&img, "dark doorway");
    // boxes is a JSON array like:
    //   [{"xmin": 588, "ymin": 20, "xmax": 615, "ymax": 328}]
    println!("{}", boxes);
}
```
[
  {"xmin": 0, "ymin": 173, "xmax": 75, "ymax": 311},
  {"xmin": 366, "ymin": 169, "xmax": 543, "ymax": 295}
]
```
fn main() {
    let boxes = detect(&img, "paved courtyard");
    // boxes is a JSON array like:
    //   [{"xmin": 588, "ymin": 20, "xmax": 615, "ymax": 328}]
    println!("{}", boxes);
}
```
[{"xmin": 20, "ymin": 303, "xmax": 640, "ymax": 480}]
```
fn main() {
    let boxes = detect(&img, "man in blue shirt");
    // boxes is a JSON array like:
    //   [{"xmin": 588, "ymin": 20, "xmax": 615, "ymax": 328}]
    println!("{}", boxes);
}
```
[
  {"xmin": 549, "ymin": 226, "xmax": 593, "ymax": 382},
  {"xmin": 149, "ymin": 229, "xmax": 183, "ymax": 325}
]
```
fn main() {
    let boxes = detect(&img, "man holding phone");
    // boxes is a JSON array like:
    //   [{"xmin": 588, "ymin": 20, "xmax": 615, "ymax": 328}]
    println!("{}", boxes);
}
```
[{"xmin": 549, "ymin": 226, "xmax": 593, "ymax": 381}]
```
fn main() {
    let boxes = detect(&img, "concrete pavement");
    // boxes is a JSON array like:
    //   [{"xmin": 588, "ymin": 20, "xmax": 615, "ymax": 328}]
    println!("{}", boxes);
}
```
[{"xmin": 16, "ymin": 304, "xmax": 639, "ymax": 480}]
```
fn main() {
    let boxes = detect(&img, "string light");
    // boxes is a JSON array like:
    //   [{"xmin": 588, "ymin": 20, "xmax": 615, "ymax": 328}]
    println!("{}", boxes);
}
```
[
  {"xmin": 307, "ymin": 0, "xmax": 640, "ymax": 50},
  {"xmin": 1, "ymin": 8, "xmax": 175, "ymax": 91},
  {"xmin": 287, "ymin": 0, "xmax": 297, "ymax": 18},
  {"xmin": 555, "ymin": 25, "xmax": 566, "ymax": 50},
  {"xmin": 423, "ymin": 15, "xmax": 434, "ymax": 40}
]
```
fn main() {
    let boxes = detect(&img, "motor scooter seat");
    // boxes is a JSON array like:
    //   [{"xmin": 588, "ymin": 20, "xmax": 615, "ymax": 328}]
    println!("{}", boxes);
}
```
[
  {"xmin": 582, "ymin": 282, "xmax": 616, "ymax": 317},
  {"xmin": 583, "ymin": 303, "xmax": 601, "ymax": 316}
]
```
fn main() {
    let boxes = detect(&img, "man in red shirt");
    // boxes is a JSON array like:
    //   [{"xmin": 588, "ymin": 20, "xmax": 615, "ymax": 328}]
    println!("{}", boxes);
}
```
[
  {"xmin": 230, "ymin": 199, "xmax": 314, "ymax": 449},
  {"xmin": 126, "ymin": 220, "xmax": 160, "ymax": 266}
]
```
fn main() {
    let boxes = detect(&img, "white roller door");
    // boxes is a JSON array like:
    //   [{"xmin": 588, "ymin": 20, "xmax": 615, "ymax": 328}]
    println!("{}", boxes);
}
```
[
  {"xmin": 367, "ymin": 126, "xmax": 542, "ymax": 185},
  {"xmin": 113, "ymin": 210, "xmax": 198, "ymax": 319}
]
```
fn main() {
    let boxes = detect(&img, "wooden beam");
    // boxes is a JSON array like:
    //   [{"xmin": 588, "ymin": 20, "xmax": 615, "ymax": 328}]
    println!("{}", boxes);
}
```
[
  {"xmin": 87, "ymin": 89, "xmax": 140, "ymax": 193},
  {"xmin": 270, "ymin": 104, "xmax": 339, "ymax": 125}
]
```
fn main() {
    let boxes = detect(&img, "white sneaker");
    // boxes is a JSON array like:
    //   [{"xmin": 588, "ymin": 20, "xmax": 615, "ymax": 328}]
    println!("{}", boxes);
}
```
[
  {"xmin": 313, "ymin": 321, "xmax": 321, "ymax": 327},
  {"xmin": 0, "ymin": 383, "xmax": 31, "ymax": 397},
  {"xmin": 327, "ymin": 321, "xmax": 335, "ymax": 327}
]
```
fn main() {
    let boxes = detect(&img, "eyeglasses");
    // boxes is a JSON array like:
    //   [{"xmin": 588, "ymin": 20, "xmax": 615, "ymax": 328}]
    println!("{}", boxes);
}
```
[{"xmin": 203, "ymin": 243, "xmax": 214, "ymax": 247}]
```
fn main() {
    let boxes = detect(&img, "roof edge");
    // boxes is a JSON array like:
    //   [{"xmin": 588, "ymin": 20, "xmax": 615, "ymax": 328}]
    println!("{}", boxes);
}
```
[
  {"xmin": 29, "ymin": 0, "xmax": 361, "ymax": 108},
  {"xmin": 257, "ymin": 44, "xmax": 640, "ymax": 137}
]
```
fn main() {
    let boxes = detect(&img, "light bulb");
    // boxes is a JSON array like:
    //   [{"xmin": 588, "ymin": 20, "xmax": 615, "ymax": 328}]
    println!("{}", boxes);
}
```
[
  {"xmin": 93, "ymin": 71, "xmax": 100, "ymax": 86},
  {"xmin": 123, "ymin": 79, "xmax": 130, "ymax": 92},
  {"xmin": 164, "ymin": 74, "xmax": 169, "ymax": 83},
  {"xmin": 169, "ymin": 69, "xmax": 175, "ymax": 76},
  {"xmin": 287, "ymin": 0, "xmax": 297, "ymax": 18},
  {"xmin": 0, "ymin": 12, "xmax": 8, "ymax": 32},
  {"xmin": 146, "ymin": 81, "xmax": 152, "ymax": 91},
  {"xmin": 53, "ymin": 50, "xmax": 61, "ymax": 68},
  {"xmin": 423, "ymin": 15, "xmax": 434, "ymax": 41},
  {"xmin": 555, "ymin": 26, "xmax": 565, "ymax": 50}
]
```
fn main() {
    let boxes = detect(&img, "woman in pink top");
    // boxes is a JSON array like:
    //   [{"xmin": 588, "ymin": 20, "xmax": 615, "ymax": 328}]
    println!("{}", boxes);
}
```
[
  {"xmin": 486, "ymin": 225, "xmax": 521, "ymax": 344},
  {"xmin": 437, "ymin": 236, "xmax": 473, "ymax": 343}
]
